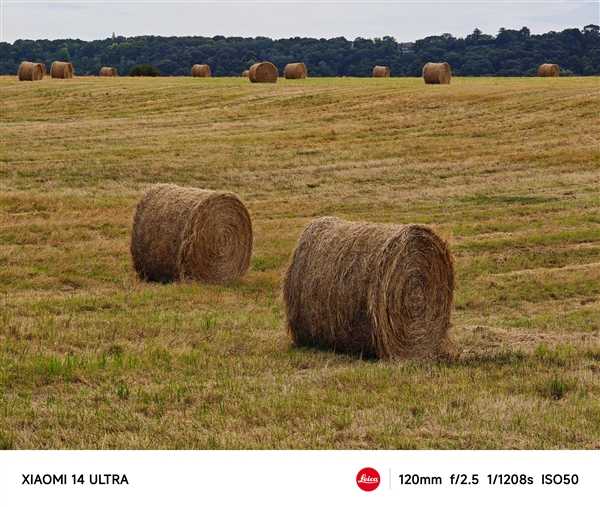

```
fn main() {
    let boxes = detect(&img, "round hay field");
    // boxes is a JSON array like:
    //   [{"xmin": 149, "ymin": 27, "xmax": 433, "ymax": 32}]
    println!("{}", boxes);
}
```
[
  {"xmin": 131, "ymin": 184, "xmax": 253, "ymax": 284},
  {"xmin": 248, "ymin": 62, "xmax": 278, "ymax": 83},
  {"xmin": 17, "ymin": 61, "xmax": 44, "ymax": 81},
  {"xmin": 191, "ymin": 64, "xmax": 212, "ymax": 77},
  {"xmin": 422, "ymin": 62, "xmax": 452, "ymax": 84},
  {"xmin": 99, "ymin": 66, "xmax": 118, "ymax": 77},
  {"xmin": 50, "ymin": 61, "xmax": 74, "ymax": 79},
  {"xmin": 538, "ymin": 63, "xmax": 560, "ymax": 77},
  {"xmin": 283, "ymin": 217, "xmax": 455, "ymax": 360},
  {"xmin": 284, "ymin": 62, "xmax": 307, "ymax": 79},
  {"xmin": 372, "ymin": 65, "xmax": 390, "ymax": 78}
]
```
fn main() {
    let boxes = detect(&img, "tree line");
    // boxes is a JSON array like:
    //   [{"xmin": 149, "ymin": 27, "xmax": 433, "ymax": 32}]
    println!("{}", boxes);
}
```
[{"xmin": 1, "ymin": 25, "xmax": 599, "ymax": 77}]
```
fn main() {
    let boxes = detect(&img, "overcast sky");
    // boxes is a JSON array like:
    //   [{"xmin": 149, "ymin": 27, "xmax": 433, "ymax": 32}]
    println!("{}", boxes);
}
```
[{"xmin": 1, "ymin": 1, "xmax": 598, "ymax": 43}]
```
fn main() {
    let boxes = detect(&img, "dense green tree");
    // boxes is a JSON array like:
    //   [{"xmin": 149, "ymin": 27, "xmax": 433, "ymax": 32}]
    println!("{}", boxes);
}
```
[
  {"xmin": 129, "ymin": 64, "xmax": 160, "ymax": 76},
  {"xmin": 1, "ymin": 25, "xmax": 598, "ymax": 77}
]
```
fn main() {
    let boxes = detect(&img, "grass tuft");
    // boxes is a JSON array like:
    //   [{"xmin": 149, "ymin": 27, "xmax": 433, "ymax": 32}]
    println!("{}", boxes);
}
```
[{"xmin": 542, "ymin": 378, "xmax": 570, "ymax": 401}]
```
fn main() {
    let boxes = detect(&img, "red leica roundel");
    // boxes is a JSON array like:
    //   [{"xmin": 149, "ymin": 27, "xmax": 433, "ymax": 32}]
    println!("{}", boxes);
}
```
[{"xmin": 356, "ymin": 467, "xmax": 380, "ymax": 491}]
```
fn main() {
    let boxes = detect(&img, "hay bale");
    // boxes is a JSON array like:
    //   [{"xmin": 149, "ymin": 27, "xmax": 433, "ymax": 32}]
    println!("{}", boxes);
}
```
[
  {"xmin": 537, "ymin": 63, "xmax": 560, "ymax": 77},
  {"xmin": 50, "ymin": 61, "xmax": 74, "ymax": 79},
  {"xmin": 372, "ymin": 65, "xmax": 390, "ymax": 78},
  {"xmin": 191, "ymin": 64, "xmax": 211, "ymax": 77},
  {"xmin": 131, "ymin": 184, "xmax": 253, "ymax": 284},
  {"xmin": 422, "ymin": 62, "xmax": 451, "ymax": 84},
  {"xmin": 17, "ymin": 61, "xmax": 44, "ymax": 81},
  {"xmin": 284, "ymin": 62, "xmax": 307, "ymax": 79},
  {"xmin": 283, "ymin": 217, "xmax": 455, "ymax": 360},
  {"xmin": 99, "ymin": 66, "xmax": 118, "ymax": 77},
  {"xmin": 241, "ymin": 70, "xmax": 250, "ymax": 77},
  {"xmin": 248, "ymin": 61, "xmax": 278, "ymax": 83}
]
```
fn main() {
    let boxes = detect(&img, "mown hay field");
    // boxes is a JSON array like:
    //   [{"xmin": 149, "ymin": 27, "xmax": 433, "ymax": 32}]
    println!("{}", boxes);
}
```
[{"xmin": 1, "ymin": 75, "xmax": 599, "ymax": 449}]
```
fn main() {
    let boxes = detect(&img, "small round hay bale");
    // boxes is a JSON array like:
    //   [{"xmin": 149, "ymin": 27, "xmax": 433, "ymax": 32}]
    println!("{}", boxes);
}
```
[
  {"xmin": 50, "ymin": 61, "xmax": 74, "ymax": 79},
  {"xmin": 248, "ymin": 61, "xmax": 278, "ymax": 83},
  {"xmin": 131, "ymin": 184, "xmax": 253, "ymax": 284},
  {"xmin": 422, "ymin": 62, "xmax": 451, "ymax": 84},
  {"xmin": 191, "ymin": 64, "xmax": 212, "ymax": 77},
  {"xmin": 537, "ymin": 63, "xmax": 560, "ymax": 77},
  {"xmin": 283, "ymin": 217, "xmax": 455, "ymax": 360},
  {"xmin": 284, "ymin": 62, "xmax": 307, "ymax": 79},
  {"xmin": 17, "ymin": 61, "xmax": 44, "ymax": 81},
  {"xmin": 99, "ymin": 66, "xmax": 118, "ymax": 77},
  {"xmin": 372, "ymin": 65, "xmax": 390, "ymax": 78},
  {"xmin": 241, "ymin": 69, "xmax": 250, "ymax": 77}
]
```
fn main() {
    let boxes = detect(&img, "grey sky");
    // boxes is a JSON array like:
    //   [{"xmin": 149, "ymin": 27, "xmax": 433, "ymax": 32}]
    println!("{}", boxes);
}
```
[{"xmin": 1, "ymin": 1, "xmax": 598, "ymax": 43}]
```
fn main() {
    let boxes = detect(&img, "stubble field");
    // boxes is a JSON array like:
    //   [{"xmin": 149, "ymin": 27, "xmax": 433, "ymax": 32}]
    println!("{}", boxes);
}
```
[{"xmin": 1, "ymin": 75, "xmax": 599, "ymax": 449}]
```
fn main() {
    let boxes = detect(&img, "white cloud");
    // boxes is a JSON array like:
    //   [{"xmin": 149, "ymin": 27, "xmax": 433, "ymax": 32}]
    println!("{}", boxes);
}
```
[{"xmin": 2, "ymin": 1, "xmax": 598, "ymax": 42}]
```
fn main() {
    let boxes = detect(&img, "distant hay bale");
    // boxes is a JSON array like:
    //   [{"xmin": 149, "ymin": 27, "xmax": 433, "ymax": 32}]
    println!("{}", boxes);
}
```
[
  {"xmin": 131, "ymin": 184, "xmax": 253, "ymax": 284},
  {"xmin": 248, "ymin": 61, "xmax": 278, "ymax": 83},
  {"xmin": 191, "ymin": 64, "xmax": 212, "ymax": 77},
  {"xmin": 422, "ymin": 62, "xmax": 452, "ymax": 84},
  {"xmin": 284, "ymin": 62, "xmax": 307, "ymax": 79},
  {"xmin": 372, "ymin": 65, "xmax": 390, "ymax": 78},
  {"xmin": 99, "ymin": 66, "xmax": 118, "ymax": 77},
  {"xmin": 283, "ymin": 217, "xmax": 455, "ymax": 360},
  {"xmin": 241, "ymin": 70, "xmax": 250, "ymax": 77},
  {"xmin": 17, "ymin": 61, "xmax": 44, "ymax": 81},
  {"xmin": 538, "ymin": 63, "xmax": 560, "ymax": 77},
  {"xmin": 50, "ymin": 61, "xmax": 74, "ymax": 79}
]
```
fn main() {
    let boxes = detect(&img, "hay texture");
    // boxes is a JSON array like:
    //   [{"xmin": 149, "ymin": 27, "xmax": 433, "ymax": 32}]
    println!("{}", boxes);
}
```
[
  {"xmin": 284, "ymin": 62, "xmax": 307, "ymax": 79},
  {"xmin": 191, "ymin": 64, "xmax": 212, "ymax": 77},
  {"xmin": 538, "ymin": 63, "xmax": 560, "ymax": 77},
  {"xmin": 99, "ymin": 66, "xmax": 118, "ymax": 77},
  {"xmin": 50, "ymin": 61, "xmax": 74, "ymax": 79},
  {"xmin": 283, "ymin": 217, "xmax": 455, "ymax": 360},
  {"xmin": 17, "ymin": 61, "xmax": 44, "ymax": 81},
  {"xmin": 248, "ymin": 62, "xmax": 278, "ymax": 83},
  {"xmin": 372, "ymin": 65, "xmax": 390, "ymax": 78},
  {"xmin": 131, "ymin": 184, "xmax": 253, "ymax": 284},
  {"xmin": 422, "ymin": 62, "xmax": 451, "ymax": 84}
]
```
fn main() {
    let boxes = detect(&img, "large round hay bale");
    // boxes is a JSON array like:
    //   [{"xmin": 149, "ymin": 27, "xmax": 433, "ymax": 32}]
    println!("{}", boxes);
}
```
[
  {"xmin": 131, "ymin": 184, "xmax": 253, "ymax": 284},
  {"xmin": 191, "ymin": 64, "xmax": 211, "ymax": 77},
  {"xmin": 99, "ymin": 66, "xmax": 118, "ymax": 77},
  {"xmin": 248, "ymin": 61, "xmax": 278, "ymax": 83},
  {"xmin": 537, "ymin": 63, "xmax": 560, "ymax": 77},
  {"xmin": 372, "ymin": 65, "xmax": 390, "ymax": 78},
  {"xmin": 422, "ymin": 62, "xmax": 451, "ymax": 84},
  {"xmin": 241, "ymin": 69, "xmax": 250, "ymax": 77},
  {"xmin": 50, "ymin": 61, "xmax": 74, "ymax": 79},
  {"xmin": 17, "ymin": 61, "xmax": 44, "ymax": 81},
  {"xmin": 284, "ymin": 62, "xmax": 307, "ymax": 79},
  {"xmin": 283, "ymin": 217, "xmax": 455, "ymax": 360}
]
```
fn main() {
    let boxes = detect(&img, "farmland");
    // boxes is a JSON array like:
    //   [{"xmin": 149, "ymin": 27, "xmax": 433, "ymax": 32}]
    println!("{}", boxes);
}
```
[{"xmin": 1, "ymin": 75, "xmax": 599, "ymax": 448}]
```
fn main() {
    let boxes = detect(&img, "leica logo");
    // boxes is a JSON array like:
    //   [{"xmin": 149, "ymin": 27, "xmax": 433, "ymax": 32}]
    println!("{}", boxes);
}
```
[
  {"xmin": 357, "ymin": 474, "xmax": 378, "ymax": 484},
  {"xmin": 356, "ymin": 467, "xmax": 380, "ymax": 492}
]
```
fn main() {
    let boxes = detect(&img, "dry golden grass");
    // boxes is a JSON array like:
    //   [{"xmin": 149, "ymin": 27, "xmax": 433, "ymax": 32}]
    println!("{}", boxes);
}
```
[{"xmin": 1, "ymin": 75, "xmax": 599, "ymax": 449}]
